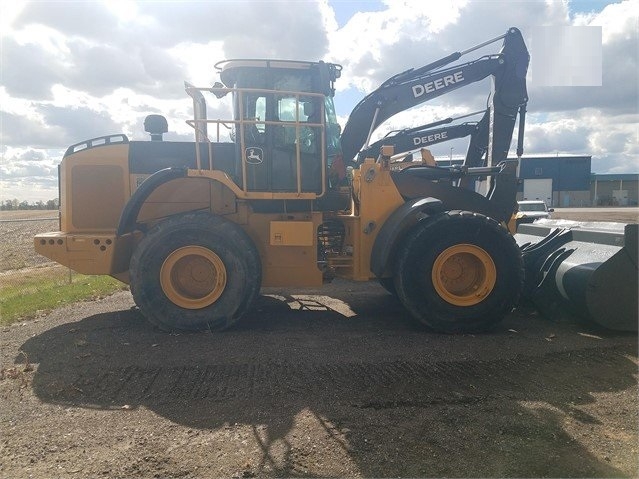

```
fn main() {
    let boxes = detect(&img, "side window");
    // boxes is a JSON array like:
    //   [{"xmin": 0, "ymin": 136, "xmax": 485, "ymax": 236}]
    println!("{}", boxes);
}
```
[
  {"xmin": 242, "ymin": 94, "xmax": 266, "ymax": 144},
  {"xmin": 275, "ymin": 96, "xmax": 301, "ymax": 147},
  {"xmin": 274, "ymin": 96, "xmax": 322, "ymax": 154},
  {"xmin": 255, "ymin": 97, "xmax": 266, "ymax": 134},
  {"xmin": 277, "ymin": 97, "xmax": 298, "ymax": 122},
  {"xmin": 299, "ymin": 99, "xmax": 321, "ymax": 154},
  {"xmin": 324, "ymin": 96, "xmax": 341, "ymax": 156}
]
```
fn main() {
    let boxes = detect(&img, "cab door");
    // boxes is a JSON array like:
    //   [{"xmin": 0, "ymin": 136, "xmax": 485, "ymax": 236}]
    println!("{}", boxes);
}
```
[
  {"xmin": 270, "ymin": 95, "xmax": 323, "ymax": 193},
  {"xmin": 241, "ymin": 93, "xmax": 268, "ymax": 191}
]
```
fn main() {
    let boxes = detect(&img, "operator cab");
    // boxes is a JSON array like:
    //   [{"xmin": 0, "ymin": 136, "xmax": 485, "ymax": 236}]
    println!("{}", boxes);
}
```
[{"xmin": 216, "ymin": 59, "xmax": 343, "ymax": 195}]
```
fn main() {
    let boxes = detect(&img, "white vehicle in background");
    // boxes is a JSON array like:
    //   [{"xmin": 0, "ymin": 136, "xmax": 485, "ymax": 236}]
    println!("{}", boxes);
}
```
[{"xmin": 515, "ymin": 200, "xmax": 554, "ymax": 224}]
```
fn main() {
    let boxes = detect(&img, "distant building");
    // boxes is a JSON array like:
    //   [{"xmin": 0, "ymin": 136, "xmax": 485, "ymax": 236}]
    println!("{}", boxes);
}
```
[
  {"xmin": 517, "ymin": 155, "xmax": 591, "ymax": 207},
  {"xmin": 436, "ymin": 154, "xmax": 638, "ymax": 207},
  {"xmin": 591, "ymin": 173, "xmax": 639, "ymax": 206}
]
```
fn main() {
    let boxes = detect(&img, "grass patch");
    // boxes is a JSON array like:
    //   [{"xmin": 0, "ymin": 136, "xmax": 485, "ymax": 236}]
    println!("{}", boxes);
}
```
[{"xmin": 0, "ymin": 266, "xmax": 128, "ymax": 325}]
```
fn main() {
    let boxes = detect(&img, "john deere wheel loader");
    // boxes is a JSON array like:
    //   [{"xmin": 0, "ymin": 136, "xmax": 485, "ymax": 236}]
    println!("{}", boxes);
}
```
[{"xmin": 36, "ymin": 28, "xmax": 536, "ymax": 333}]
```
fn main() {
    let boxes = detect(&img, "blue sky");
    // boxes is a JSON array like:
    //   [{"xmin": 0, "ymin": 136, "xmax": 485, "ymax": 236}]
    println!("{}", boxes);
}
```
[
  {"xmin": 1, "ymin": 0, "xmax": 637, "ymax": 200},
  {"xmin": 330, "ymin": 0, "xmax": 386, "ymax": 27}
]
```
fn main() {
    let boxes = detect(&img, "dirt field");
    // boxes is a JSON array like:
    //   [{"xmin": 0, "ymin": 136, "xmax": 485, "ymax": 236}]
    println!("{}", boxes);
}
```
[
  {"xmin": 0, "ymin": 208, "xmax": 637, "ymax": 478},
  {"xmin": 0, "ymin": 211, "xmax": 57, "ymax": 271}
]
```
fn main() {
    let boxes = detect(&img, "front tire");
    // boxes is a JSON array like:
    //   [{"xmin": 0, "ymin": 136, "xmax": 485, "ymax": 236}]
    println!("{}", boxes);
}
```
[
  {"xmin": 130, "ymin": 212, "xmax": 261, "ymax": 332},
  {"xmin": 394, "ymin": 211, "xmax": 524, "ymax": 333}
]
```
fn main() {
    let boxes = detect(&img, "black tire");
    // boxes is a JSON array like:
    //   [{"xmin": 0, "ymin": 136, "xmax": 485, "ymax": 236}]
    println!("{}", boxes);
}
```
[
  {"xmin": 130, "ymin": 211, "xmax": 261, "ymax": 332},
  {"xmin": 394, "ymin": 210, "xmax": 524, "ymax": 333},
  {"xmin": 378, "ymin": 277, "xmax": 397, "ymax": 296}
]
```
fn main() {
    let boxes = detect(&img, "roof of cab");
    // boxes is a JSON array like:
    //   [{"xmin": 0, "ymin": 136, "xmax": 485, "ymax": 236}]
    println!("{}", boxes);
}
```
[{"xmin": 214, "ymin": 59, "xmax": 341, "ymax": 88}]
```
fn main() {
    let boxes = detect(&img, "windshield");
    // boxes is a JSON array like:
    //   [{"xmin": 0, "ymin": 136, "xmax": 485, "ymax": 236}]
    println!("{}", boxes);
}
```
[{"xmin": 518, "ymin": 202, "xmax": 547, "ymax": 212}]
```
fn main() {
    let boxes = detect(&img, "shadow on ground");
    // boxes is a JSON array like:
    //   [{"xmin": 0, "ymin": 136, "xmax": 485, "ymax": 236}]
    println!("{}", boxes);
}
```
[{"xmin": 15, "ymin": 286, "xmax": 639, "ymax": 477}]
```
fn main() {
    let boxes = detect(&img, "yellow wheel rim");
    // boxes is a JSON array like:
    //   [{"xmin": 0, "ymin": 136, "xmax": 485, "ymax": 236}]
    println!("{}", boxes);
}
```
[
  {"xmin": 160, "ymin": 246, "xmax": 226, "ymax": 309},
  {"xmin": 432, "ymin": 244, "xmax": 496, "ymax": 306}
]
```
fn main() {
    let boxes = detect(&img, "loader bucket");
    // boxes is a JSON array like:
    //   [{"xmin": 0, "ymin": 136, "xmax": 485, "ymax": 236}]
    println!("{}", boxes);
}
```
[{"xmin": 514, "ymin": 220, "xmax": 638, "ymax": 332}]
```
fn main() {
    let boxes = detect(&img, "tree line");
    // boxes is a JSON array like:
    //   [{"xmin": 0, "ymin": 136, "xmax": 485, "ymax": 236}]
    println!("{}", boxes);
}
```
[{"xmin": 1, "ymin": 199, "xmax": 59, "ymax": 211}]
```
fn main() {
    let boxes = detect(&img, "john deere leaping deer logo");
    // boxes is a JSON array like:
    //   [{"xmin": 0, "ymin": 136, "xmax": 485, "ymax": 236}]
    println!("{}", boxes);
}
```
[{"xmin": 245, "ymin": 147, "xmax": 264, "ymax": 165}]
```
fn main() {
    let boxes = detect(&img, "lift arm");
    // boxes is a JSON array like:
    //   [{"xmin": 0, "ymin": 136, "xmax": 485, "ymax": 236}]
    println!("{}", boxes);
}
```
[
  {"xmin": 357, "ymin": 111, "xmax": 483, "ymax": 162},
  {"xmin": 339, "ymin": 27, "xmax": 529, "ymax": 163}
]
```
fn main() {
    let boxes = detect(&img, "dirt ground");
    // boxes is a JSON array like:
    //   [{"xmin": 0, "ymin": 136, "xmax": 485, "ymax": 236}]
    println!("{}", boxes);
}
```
[
  {"xmin": 0, "ymin": 208, "xmax": 637, "ymax": 478},
  {"xmin": 548, "ymin": 207, "xmax": 639, "ymax": 224},
  {"xmin": 0, "ymin": 212, "xmax": 57, "ymax": 271}
]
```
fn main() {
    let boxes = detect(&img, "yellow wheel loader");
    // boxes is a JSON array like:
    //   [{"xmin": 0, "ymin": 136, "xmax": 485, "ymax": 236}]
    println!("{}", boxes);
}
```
[{"xmin": 34, "ymin": 27, "xmax": 636, "ymax": 333}]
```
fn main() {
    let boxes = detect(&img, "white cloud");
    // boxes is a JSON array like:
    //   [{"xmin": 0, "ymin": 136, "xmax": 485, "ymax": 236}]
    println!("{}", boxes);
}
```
[
  {"xmin": 0, "ymin": 147, "xmax": 62, "ymax": 201},
  {"xmin": 524, "ymin": 109, "xmax": 638, "ymax": 174},
  {"xmin": 330, "ymin": 0, "xmax": 637, "ymax": 169},
  {"xmin": 0, "ymin": 0, "xmax": 637, "ymax": 202},
  {"xmin": 525, "ymin": 118, "xmax": 591, "ymax": 153}
]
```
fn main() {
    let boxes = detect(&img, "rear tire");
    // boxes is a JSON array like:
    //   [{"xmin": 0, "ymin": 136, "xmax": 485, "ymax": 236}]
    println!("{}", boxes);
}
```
[
  {"xmin": 394, "ymin": 211, "xmax": 523, "ymax": 333},
  {"xmin": 378, "ymin": 277, "xmax": 397, "ymax": 296},
  {"xmin": 130, "ymin": 211, "xmax": 261, "ymax": 332}
]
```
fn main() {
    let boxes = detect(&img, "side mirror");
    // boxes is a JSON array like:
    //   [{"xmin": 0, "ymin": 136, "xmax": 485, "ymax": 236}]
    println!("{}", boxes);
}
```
[{"xmin": 548, "ymin": 208, "xmax": 555, "ymax": 212}]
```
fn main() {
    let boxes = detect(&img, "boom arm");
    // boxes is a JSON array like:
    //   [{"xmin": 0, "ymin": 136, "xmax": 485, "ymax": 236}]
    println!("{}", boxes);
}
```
[
  {"xmin": 358, "ymin": 111, "xmax": 484, "ymax": 161},
  {"xmin": 340, "ymin": 27, "xmax": 529, "ymax": 163}
]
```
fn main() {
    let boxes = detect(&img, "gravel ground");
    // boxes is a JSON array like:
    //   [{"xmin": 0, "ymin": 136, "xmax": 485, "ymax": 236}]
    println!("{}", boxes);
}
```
[
  {"xmin": 0, "ymin": 207, "xmax": 637, "ymax": 478},
  {"xmin": 1, "ymin": 285, "xmax": 637, "ymax": 478}
]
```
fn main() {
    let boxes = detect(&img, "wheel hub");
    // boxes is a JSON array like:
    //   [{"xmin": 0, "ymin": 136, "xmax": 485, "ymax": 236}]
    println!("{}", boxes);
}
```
[
  {"xmin": 160, "ymin": 246, "xmax": 227, "ymax": 309},
  {"xmin": 432, "ymin": 244, "xmax": 497, "ymax": 306}
]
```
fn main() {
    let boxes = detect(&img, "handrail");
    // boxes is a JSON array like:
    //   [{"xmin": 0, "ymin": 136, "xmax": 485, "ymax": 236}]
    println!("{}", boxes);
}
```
[
  {"xmin": 64, "ymin": 134, "xmax": 128, "ymax": 157},
  {"xmin": 184, "ymin": 85, "xmax": 328, "ymax": 198}
]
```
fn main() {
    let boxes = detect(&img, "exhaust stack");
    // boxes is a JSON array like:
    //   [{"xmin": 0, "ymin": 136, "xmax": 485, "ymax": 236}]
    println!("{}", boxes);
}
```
[{"xmin": 185, "ymin": 82, "xmax": 208, "ymax": 143}]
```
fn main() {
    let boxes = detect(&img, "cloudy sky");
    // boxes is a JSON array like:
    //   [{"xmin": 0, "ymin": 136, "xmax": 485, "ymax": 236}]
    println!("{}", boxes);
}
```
[{"xmin": 1, "ymin": 0, "xmax": 637, "ymax": 201}]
